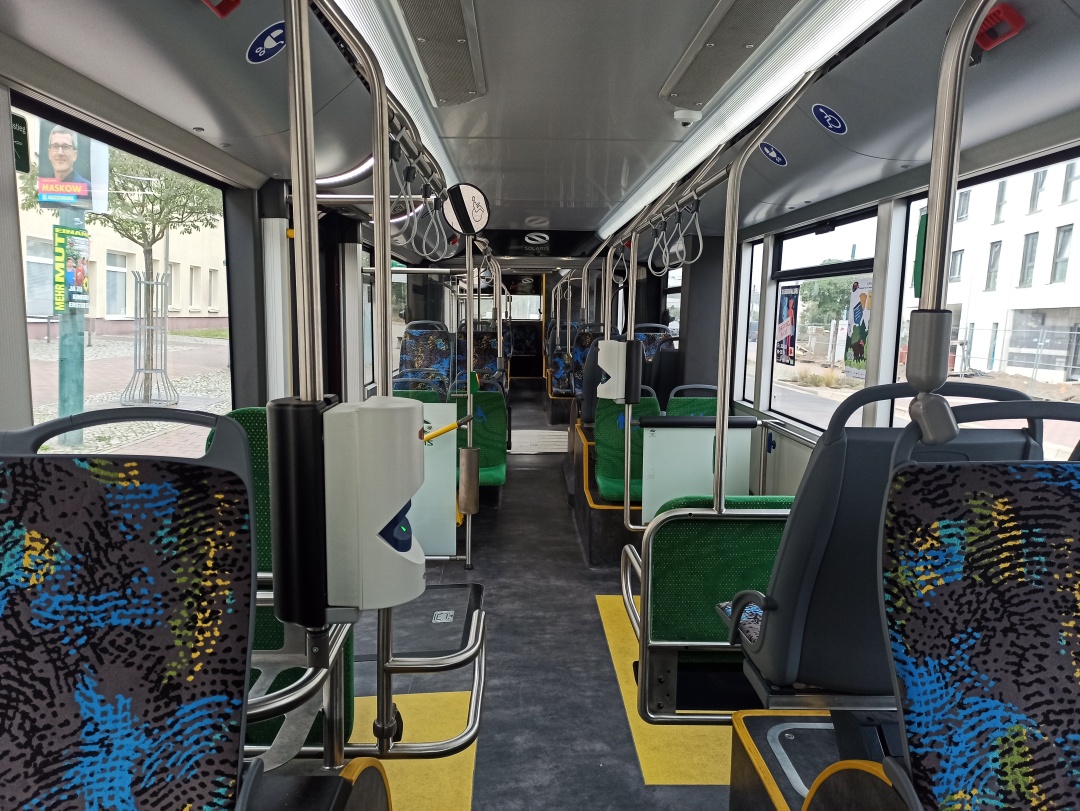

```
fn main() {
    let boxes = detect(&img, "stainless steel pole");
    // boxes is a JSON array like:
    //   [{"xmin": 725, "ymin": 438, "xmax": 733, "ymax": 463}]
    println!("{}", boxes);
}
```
[
  {"xmin": 714, "ymin": 71, "xmax": 818, "ymax": 514},
  {"xmin": 623, "ymin": 230, "xmax": 641, "ymax": 531},
  {"xmin": 310, "ymin": 0, "xmax": 393, "ymax": 395},
  {"xmin": 322, "ymin": 645, "xmax": 345, "ymax": 769},
  {"xmin": 285, "ymin": 0, "xmax": 322, "ymax": 401},
  {"xmin": 376, "ymin": 608, "xmax": 394, "ymax": 755},
  {"xmin": 920, "ymin": 0, "xmax": 996, "ymax": 312},
  {"xmin": 465, "ymin": 236, "xmax": 475, "ymax": 569}
]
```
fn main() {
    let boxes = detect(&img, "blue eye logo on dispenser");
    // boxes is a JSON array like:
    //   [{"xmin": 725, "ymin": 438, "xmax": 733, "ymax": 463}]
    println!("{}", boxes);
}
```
[
  {"xmin": 760, "ymin": 142, "xmax": 787, "ymax": 167},
  {"xmin": 379, "ymin": 501, "xmax": 414, "ymax": 553},
  {"xmin": 812, "ymin": 103, "xmax": 847, "ymax": 135}
]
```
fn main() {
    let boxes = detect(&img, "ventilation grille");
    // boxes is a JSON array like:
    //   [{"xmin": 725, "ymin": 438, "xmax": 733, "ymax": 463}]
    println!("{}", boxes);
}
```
[
  {"xmin": 661, "ymin": 0, "xmax": 803, "ymax": 110},
  {"xmin": 397, "ymin": 0, "xmax": 486, "ymax": 106}
]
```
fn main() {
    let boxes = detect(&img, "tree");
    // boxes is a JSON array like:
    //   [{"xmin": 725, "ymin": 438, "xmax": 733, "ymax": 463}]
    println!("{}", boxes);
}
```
[
  {"xmin": 798, "ymin": 276, "xmax": 851, "ymax": 326},
  {"xmin": 21, "ymin": 149, "xmax": 222, "ymax": 401}
]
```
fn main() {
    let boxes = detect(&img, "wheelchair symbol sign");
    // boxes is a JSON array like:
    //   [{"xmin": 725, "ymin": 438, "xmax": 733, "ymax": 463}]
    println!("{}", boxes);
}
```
[
  {"xmin": 759, "ymin": 142, "xmax": 787, "ymax": 167},
  {"xmin": 248, "ymin": 22, "xmax": 286, "ymax": 64},
  {"xmin": 812, "ymin": 103, "xmax": 847, "ymax": 135}
]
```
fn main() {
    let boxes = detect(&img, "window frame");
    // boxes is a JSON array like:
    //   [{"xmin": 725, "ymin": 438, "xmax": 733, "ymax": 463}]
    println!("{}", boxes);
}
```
[
  {"xmin": 1063, "ymin": 162, "xmax": 1077, "ymax": 204},
  {"xmin": 188, "ymin": 265, "xmax": 201, "ymax": 311},
  {"xmin": 948, "ymin": 248, "xmax": 964, "ymax": 281},
  {"xmin": 1019, "ymin": 232, "xmax": 1039, "ymax": 287},
  {"xmin": 985, "ymin": 240, "xmax": 1001, "ymax": 291},
  {"xmin": 105, "ymin": 251, "xmax": 129, "ymax": 318},
  {"xmin": 994, "ymin": 180, "xmax": 1008, "ymax": 223},
  {"xmin": 956, "ymin": 189, "xmax": 970, "ymax": 221},
  {"xmin": 1051, "ymin": 225, "xmax": 1072, "ymax": 284},
  {"xmin": 1029, "ymin": 169, "xmax": 1047, "ymax": 214}
]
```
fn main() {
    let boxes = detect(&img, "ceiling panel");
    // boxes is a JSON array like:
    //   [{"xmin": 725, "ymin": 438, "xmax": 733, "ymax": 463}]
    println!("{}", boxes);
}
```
[
  {"xmin": 695, "ymin": 0, "xmax": 1080, "ymax": 236},
  {"xmin": 0, "ymin": 0, "xmax": 374, "ymax": 180}
]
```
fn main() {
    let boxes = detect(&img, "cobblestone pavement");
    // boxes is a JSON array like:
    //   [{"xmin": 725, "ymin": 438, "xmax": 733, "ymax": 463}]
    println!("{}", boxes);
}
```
[{"xmin": 31, "ymin": 335, "xmax": 232, "ymax": 458}]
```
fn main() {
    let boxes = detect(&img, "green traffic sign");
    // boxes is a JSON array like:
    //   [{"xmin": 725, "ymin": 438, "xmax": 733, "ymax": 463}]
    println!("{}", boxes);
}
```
[{"xmin": 11, "ymin": 113, "xmax": 29, "ymax": 174}]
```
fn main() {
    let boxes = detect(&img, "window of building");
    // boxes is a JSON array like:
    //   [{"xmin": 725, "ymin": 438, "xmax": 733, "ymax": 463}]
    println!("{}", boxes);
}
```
[
  {"xmin": 168, "ymin": 262, "xmax": 180, "ymax": 309},
  {"xmin": 24, "ymin": 237, "xmax": 53, "ymax": 318},
  {"xmin": 1052, "ymin": 225, "xmax": 1072, "ymax": 284},
  {"xmin": 1019, "ymin": 233, "xmax": 1039, "ymax": 287},
  {"xmin": 769, "ymin": 213, "xmax": 876, "ymax": 429},
  {"xmin": 106, "ymin": 252, "xmax": 128, "ymax": 316},
  {"xmin": 208, "ymin": 268, "xmax": 219, "ymax": 309},
  {"xmin": 985, "ymin": 241, "xmax": 1001, "ymax": 291},
  {"xmin": 1029, "ymin": 169, "xmax": 1047, "ymax": 214},
  {"xmin": 188, "ymin": 265, "xmax": 201, "ymax": 309},
  {"xmin": 949, "ymin": 249, "xmax": 964, "ymax": 281},
  {"xmin": 1063, "ymin": 162, "xmax": 1077, "ymax": 204},
  {"xmin": 741, "ymin": 242, "xmax": 764, "ymax": 402},
  {"xmin": 956, "ymin": 190, "xmax": 970, "ymax": 221},
  {"xmin": 994, "ymin": 180, "xmax": 1008, "ymax": 223},
  {"xmin": 14, "ymin": 105, "xmax": 229, "ymax": 457}
]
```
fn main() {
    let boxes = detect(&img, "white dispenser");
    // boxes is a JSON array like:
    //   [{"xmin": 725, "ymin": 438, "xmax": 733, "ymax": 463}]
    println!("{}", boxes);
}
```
[
  {"xmin": 596, "ymin": 340, "xmax": 628, "ymax": 402},
  {"xmin": 324, "ymin": 396, "xmax": 426, "ymax": 610}
]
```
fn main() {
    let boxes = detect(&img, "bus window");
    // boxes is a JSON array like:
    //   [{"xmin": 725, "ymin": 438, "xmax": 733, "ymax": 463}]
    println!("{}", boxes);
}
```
[
  {"xmin": 742, "ymin": 242, "xmax": 764, "ymax": 402},
  {"xmin": 14, "ymin": 108, "xmax": 230, "ymax": 457},
  {"xmin": 896, "ymin": 158, "xmax": 1080, "ymax": 459},
  {"xmin": 769, "ymin": 216, "xmax": 877, "ymax": 429}
]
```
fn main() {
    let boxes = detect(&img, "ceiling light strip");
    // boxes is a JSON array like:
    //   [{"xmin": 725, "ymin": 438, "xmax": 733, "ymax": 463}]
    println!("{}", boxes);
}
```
[{"xmin": 597, "ymin": 0, "xmax": 905, "ymax": 239}]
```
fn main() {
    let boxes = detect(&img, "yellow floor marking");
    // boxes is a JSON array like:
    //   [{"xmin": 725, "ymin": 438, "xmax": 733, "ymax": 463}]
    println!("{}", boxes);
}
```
[
  {"xmin": 596, "ymin": 595, "xmax": 732, "ymax": 786},
  {"xmin": 351, "ymin": 691, "xmax": 476, "ymax": 810}
]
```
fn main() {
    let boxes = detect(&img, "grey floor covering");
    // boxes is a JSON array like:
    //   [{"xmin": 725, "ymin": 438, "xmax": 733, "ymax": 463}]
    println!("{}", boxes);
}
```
[{"xmin": 352, "ymin": 384, "xmax": 729, "ymax": 809}]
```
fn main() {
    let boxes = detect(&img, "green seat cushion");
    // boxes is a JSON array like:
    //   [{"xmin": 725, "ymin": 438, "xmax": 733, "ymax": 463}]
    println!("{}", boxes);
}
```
[
  {"xmin": 454, "ymin": 391, "xmax": 508, "ymax": 478},
  {"xmin": 664, "ymin": 397, "xmax": 717, "ymax": 417},
  {"xmin": 593, "ymin": 397, "xmax": 661, "ymax": 503},
  {"xmin": 649, "ymin": 494, "xmax": 793, "ymax": 644},
  {"xmin": 394, "ymin": 389, "xmax": 443, "ymax": 404}
]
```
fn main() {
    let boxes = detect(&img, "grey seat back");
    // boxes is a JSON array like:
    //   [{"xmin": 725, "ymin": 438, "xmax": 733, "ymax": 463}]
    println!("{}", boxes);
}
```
[{"xmin": 747, "ymin": 382, "xmax": 1042, "ymax": 695}]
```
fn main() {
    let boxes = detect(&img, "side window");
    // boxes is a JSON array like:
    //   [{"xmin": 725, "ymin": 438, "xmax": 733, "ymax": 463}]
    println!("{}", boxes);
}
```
[
  {"xmin": 742, "ymin": 241, "xmax": 764, "ymax": 402},
  {"xmin": 769, "ymin": 214, "xmax": 878, "ymax": 429},
  {"xmin": 896, "ymin": 156, "xmax": 1080, "ymax": 459},
  {"xmin": 14, "ymin": 107, "xmax": 230, "ymax": 456}
]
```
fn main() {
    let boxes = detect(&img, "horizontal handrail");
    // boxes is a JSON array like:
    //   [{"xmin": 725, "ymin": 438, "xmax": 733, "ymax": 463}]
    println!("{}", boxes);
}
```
[
  {"xmin": 385, "ymin": 610, "xmax": 486, "ymax": 673},
  {"xmin": 246, "ymin": 622, "xmax": 351, "ymax": 722}
]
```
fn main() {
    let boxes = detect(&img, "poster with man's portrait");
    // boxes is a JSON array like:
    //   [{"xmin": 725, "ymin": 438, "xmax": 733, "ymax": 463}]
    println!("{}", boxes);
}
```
[
  {"xmin": 37, "ymin": 120, "xmax": 108, "ymax": 212},
  {"xmin": 775, "ymin": 284, "xmax": 799, "ymax": 366}
]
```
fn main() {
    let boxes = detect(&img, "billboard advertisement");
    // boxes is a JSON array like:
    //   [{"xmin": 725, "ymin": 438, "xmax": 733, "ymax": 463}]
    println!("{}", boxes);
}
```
[
  {"xmin": 845, "ymin": 276, "xmax": 873, "ymax": 379},
  {"xmin": 775, "ymin": 284, "xmax": 799, "ymax": 366},
  {"xmin": 53, "ymin": 225, "xmax": 90, "ymax": 314},
  {"xmin": 37, "ymin": 119, "xmax": 108, "ymax": 212}
]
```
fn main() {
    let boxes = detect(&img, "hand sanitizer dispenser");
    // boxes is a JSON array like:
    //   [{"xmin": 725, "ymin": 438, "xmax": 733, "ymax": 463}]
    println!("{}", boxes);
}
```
[{"xmin": 324, "ymin": 396, "xmax": 427, "ymax": 611}]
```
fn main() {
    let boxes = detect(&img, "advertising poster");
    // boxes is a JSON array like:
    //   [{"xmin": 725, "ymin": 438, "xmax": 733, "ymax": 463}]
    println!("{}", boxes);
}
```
[
  {"xmin": 775, "ymin": 284, "xmax": 799, "ymax": 366},
  {"xmin": 37, "ymin": 119, "xmax": 108, "ymax": 212},
  {"xmin": 53, "ymin": 225, "xmax": 90, "ymax": 314},
  {"xmin": 844, "ymin": 276, "xmax": 873, "ymax": 379}
]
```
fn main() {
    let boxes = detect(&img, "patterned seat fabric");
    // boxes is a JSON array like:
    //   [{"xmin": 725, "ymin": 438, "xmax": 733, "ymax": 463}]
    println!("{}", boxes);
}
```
[
  {"xmin": 634, "ymin": 329, "xmax": 671, "ymax": 361},
  {"xmin": 0, "ymin": 454, "xmax": 252, "ymax": 808},
  {"xmin": 883, "ymin": 462, "xmax": 1080, "ymax": 809},
  {"xmin": 550, "ymin": 350, "xmax": 573, "ymax": 395},
  {"xmin": 717, "ymin": 601, "xmax": 764, "ymax": 644},
  {"xmin": 571, "ymin": 331, "xmax": 601, "ymax": 396},
  {"xmin": 393, "ymin": 370, "xmax": 448, "ymax": 400},
  {"xmin": 399, "ymin": 328, "xmax": 453, "ymax": 383},
  {"xmin": 456, "ymin": 331, "xmax": 501, "ymax": 382}
]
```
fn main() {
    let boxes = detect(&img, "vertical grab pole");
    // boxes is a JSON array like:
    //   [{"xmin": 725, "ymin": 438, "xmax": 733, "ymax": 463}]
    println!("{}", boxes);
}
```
[
  {"xmin": 465, "ymin": 235, "xmax": 475, "ymax": 570},
  {"xmin": 285, "ymin": 0, "xmax": 344, "ymax": 769},
  {"xmin": 622, "ymin": 230, "xmax": 640, "ymax": 531},
  {"xmin": 308, "ymin": 0, "xmax": 397, "ymax": 758},
  {"xmin": 714, "ymin": 71, "xmax": 818, "ymax": 515},
  {"xmin": 494, "ymin": 258, "xmax": 504, "ymax": 381},
  {"xmin": 907, "ymin": 0, "xmax": 996, "ymax": 445},
  {"xmin": 286, "ymin": 0, "xmax": 322, "ymax": 402}
]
